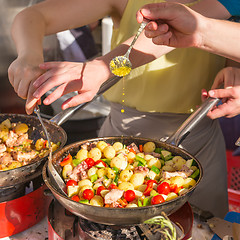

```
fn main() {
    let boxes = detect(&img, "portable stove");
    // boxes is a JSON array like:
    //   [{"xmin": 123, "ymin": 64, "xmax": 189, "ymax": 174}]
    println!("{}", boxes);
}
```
[
  {"xmin": 48, "ymin": 200, "xmax": 193, "ymax": 240},
  {"xmin": 0, "ymin": 175, "xmax": 52, "ymax": 238}
]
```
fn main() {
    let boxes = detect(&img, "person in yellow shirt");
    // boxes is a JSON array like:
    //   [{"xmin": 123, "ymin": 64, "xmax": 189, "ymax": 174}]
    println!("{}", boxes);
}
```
[
  {"xmin": 8, "ymin": 0, "xmax": 233, "ymax": 217},
  {"xmin": 136, "ymin": 2, "xmax": 240, "ymax": 119}
]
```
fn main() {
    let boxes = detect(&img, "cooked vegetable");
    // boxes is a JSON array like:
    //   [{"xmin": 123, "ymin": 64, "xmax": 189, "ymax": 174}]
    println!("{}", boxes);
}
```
[
  {"xmin": 60, "ymin": 140, "xmax": 199, "ymax": 208},
  {"xmin": 0, "ymin": 118, "xmax": 59, "ymax": 171}
]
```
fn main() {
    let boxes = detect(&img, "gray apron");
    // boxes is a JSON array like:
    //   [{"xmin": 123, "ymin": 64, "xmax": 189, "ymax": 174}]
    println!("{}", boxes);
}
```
[{"xmin": 99, "ymin": 102, "xmax": 228, "ymax": 218}]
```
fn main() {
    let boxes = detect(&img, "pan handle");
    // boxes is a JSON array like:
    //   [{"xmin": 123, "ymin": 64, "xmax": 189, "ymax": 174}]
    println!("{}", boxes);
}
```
[
  {"xmin": 49, "ymin": 76, "xmax": 122, "ymax": 125},
  {"xmin": 166, "ymin": 97, "xmax": 220, "ymax": 147}
]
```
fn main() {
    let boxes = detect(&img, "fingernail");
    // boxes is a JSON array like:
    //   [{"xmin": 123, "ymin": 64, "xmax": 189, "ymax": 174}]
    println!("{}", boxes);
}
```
[
  {"xmin": 43, "ymin": 98, "xmax": 49, "ymax": 104},
  {"xmin": 33, "ymin": 81, "xmax": 38, "ymax": 87},
  {"xmin": 33, "ymin": 91, "xmax": 39, "ymax": 98},
  {"xmin": 209, "ymin": 90, "xmax": 214, "ymax": 96},
  {"xmin": 141, "ymin": 9, "xmax": 151, "ymax": 16}
]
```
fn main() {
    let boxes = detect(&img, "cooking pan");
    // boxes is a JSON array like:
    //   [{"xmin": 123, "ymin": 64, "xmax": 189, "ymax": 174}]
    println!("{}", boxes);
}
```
[
  {"xmin": 0, "ymin": 113, "xmax": 67, "ymax": 189},
  {"xmin": 42, "ymin": 97, "xmax": 219, "ymax": 225},
  {"xmin": 0, "ymin": 76, "xmax": 122, "ymax": 189}
]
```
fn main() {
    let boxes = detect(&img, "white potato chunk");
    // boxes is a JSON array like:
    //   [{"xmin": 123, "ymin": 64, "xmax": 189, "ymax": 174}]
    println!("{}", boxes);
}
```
[
  {"xmin": 147, "ymin": 158, "xmax": 161, "ymax": 169},
  {"xmin": 137, "ymin": 184, "xmax": 147, "ymax": 193},
  {"xmin": 97, "ymin": 168, "xmax": 106, "ymax": 178},
  {"xmin": 143, "ymin": 142, "xmax": 156, "ymax": 153},
  {"xmin": 87, "ymin": 166, "xmax": 98, "ymax": 178},
  {"xmin": 162, "ymin": 165, "xmax": 175, "ymax": 171},
  {"xmin": 93, "ymin": 182, "xmax": 103, "ymax": 190},
  {"xmin": 183, "ymin": 177, "xmax": 197, "ymax": 189},
  {"xmin": 76, "ymin": 149, "xmax": 88, "ymax": 161},
  {"xmin": 62, "ymin": 164, "xmax": 73, "ymax": 179},
  {"xmin": 119, "ymin": 169, "xmax": 133, "ymax": 182},
  {"xmin": 118, "ymin": 182, "xmax": 135, "ymax": 191},
  {"xmin": 35, "ymin": 138, "xmax": 45, "ymax": 151},
  {"xmin": 0, "ymin": 124, "xmax": 9, "ymax": 138},
  {"xmin": 147, "ymin": 170, "xmax": 157, "ymax": 180},
  {"xmin": 110, "ymin": 156, "xmax": 127, "ymax": 170},
  {"xmin": 126, "ymin": 203, "xmax": 138, "ymax": 208},
  {"xmin": 170, "ymin": 176, "xmax": 185, "ymax": 187},
  {"xmin": 106, "ymin": 168, "xmax": 116, "ymax": 179},
  {"xmin": 67, "ymin": 185, "xmax": 80, "ymax": 197},
  {"xmin": 127, "ymin": 152, "xmax": 135, "ymax": 161},
  {"xmin": 96, "ymin": 141, "xmax": 108, "ymax": 152},
  {"xmin": 1, "ymin": 119, "xmax": 11, "ymax": 128},
  {"xmin": 172, "ymin": 156, "xmax": 186, "ymax": 170},
  {"xmin": 112, "ymin": 142, "xmax": 123, "ymax": 152},
  {"xmin": 103, "ymin": 146, "xmax": 116, "ymax": 159},
  {"xmin": 144, "ymin": 154, "xmax": 154, "ymax": 161},
  {"xmin": 166, "ymin": 192, "xmax": 178, "ymax": 201},
  {"xmin": 78, "ymin": 179, "xmax": 93, "ymax": 189},
  {"xmin": 15, "ymin": 123, "xmax": 29, "ymax": 134},
  {"xmin": 130, "ymin": 173, "xmax": 145, "ymax": 189},
  {"xmin": 90, "ymin": 195, "xmax": 104, "ymax": 207},
  {"xmin": 88, "ymin": 147, "xmax": 102, "ymax": 161}
]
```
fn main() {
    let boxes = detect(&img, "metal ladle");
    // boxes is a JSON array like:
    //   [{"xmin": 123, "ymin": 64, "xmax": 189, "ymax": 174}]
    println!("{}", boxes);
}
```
[{"xmin": 109, "ymin": 21, "xmax": 147, "ymax": 77}]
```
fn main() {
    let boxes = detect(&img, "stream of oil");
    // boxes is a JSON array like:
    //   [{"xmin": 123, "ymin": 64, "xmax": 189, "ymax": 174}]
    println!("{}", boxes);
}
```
[{"xmin": 121, "ymin": 77, "xmax": 125, "ymax": 113}]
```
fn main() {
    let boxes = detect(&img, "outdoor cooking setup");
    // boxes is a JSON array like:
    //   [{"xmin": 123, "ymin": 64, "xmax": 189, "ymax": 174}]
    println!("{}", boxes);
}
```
[
  {"xmin": 0, "ymin": 79, "xmax": 221, "ymax": 239},
  {"xmin": 40, "ymin": 94, "xmax": 215, "ymax": 240}
]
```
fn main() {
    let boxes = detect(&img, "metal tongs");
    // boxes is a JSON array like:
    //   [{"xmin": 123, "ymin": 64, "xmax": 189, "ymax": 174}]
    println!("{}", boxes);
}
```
[{"xmin": 34, "ymin": 105, "xmax": 67, "ymax": 196}]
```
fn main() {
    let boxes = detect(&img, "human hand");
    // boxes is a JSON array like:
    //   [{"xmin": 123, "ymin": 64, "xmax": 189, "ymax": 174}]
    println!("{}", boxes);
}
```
[
  {"xmin": 32, "ymin": 59, "xmax": 110, "ymax": 111},
  {"xmin": 136, "ymin": 2, "xmax": 204, "ymax": 48},
  {"xmin": 204, "ymin": 67, "xmax": 240, "ymax": 119},
  {"xmin": 8, "ymin": 55, "xmax": 44, "ymax": 114}
]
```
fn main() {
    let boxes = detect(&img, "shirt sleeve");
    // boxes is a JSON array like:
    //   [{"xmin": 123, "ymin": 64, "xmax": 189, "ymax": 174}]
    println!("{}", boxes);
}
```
[{"xmin": 218, "ymin": 0, "xmax": 240, "ymax": 16}]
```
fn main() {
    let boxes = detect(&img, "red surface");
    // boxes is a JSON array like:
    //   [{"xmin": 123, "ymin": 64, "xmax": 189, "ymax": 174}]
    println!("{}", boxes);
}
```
[
  {"xmin": 169, "ymin": 202, "xmax": 193, "ymax": 239},
  {"xmin": 226, "ymin": 150, "xmax": 240, "ymax": 213},
  {"xmin": 0, "ymin": 184, "xmax": 51, "ymax": 238}
]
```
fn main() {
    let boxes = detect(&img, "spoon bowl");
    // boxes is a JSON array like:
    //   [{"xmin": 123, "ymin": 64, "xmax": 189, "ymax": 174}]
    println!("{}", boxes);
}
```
[
  {"xmin": 109, "ymin": 21, "xmax": 147, "ymax": 77},
  {"xmin": 109, "ymin": 55, "xmax": 132, "ymax": 77}
]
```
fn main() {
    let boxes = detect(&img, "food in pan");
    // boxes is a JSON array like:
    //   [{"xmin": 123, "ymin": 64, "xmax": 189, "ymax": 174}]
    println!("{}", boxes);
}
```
[
  {"xmin": 60, "ymin": 140, "xmax": 199, "ymax": 208},
  {"xmin": 0, "ymin": 118, "xmax": 60, "ymax": 171}
]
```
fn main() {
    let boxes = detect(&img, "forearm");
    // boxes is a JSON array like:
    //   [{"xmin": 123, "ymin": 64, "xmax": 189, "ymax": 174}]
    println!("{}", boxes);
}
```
[
  {"xmin": 11, "ymin": 8, "xmax": 45, "ymax": 58},
  {"xmin": 199, "ymin": 18, "xmax": 240, "ymax": 62}
]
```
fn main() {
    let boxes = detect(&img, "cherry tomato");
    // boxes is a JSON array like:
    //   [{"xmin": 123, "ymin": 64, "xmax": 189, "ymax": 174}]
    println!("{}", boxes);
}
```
[
  {"xmin": 151, "ymin": 195, "xmax": 165, "ymax": 205},
  {"xmin": 124, "ymin": 190, "xmax": 136, "ymax": 202},
  {"xmin": 82, "ymin": 189, "xmax": 94, "ymax": 200},
  {"xmin": 157, "ymin": 182, "xmax": 170, "ymax": 195},
  {"xmin": 170, "ymin": 184, "xmax": 180, "ymax": 194},
  {"xmin": 66, "ymin": 179, "xmax": 78, "ymax": 187},
  {"xmin": 96, "ymin": 186, "xmax": 106, "ymax": 195},
  {"xmin": 71, "ymin": 195, "xmax": 80, "ymax": 202},
  {"xmin": 108, "ymin": 183, "xmax": 118, "ymax": 190},
  {"xmin": 85, "ymin": 158, "xmax": 95, "ymax": 168}
]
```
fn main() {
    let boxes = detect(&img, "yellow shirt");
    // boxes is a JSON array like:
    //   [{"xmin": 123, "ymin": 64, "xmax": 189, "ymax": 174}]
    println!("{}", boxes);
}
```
[{"xmin": 103, "ymin": 0, "xmax": 226, "ymax": 113}]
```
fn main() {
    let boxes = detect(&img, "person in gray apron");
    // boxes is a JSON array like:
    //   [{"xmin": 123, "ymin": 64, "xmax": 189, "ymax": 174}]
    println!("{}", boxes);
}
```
[{"xmin": 99, "ymin": 102, "xmax": 228, "ymax": 218}]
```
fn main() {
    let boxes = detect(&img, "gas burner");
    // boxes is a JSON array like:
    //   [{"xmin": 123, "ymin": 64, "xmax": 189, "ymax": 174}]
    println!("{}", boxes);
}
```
[
  {"xmin": 48, "ymin": 200, "xmax": 193, "ymax": 240},
  {"xmin": 78, "ymin": 218, "xmax": 141, "ymax": 240}
]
